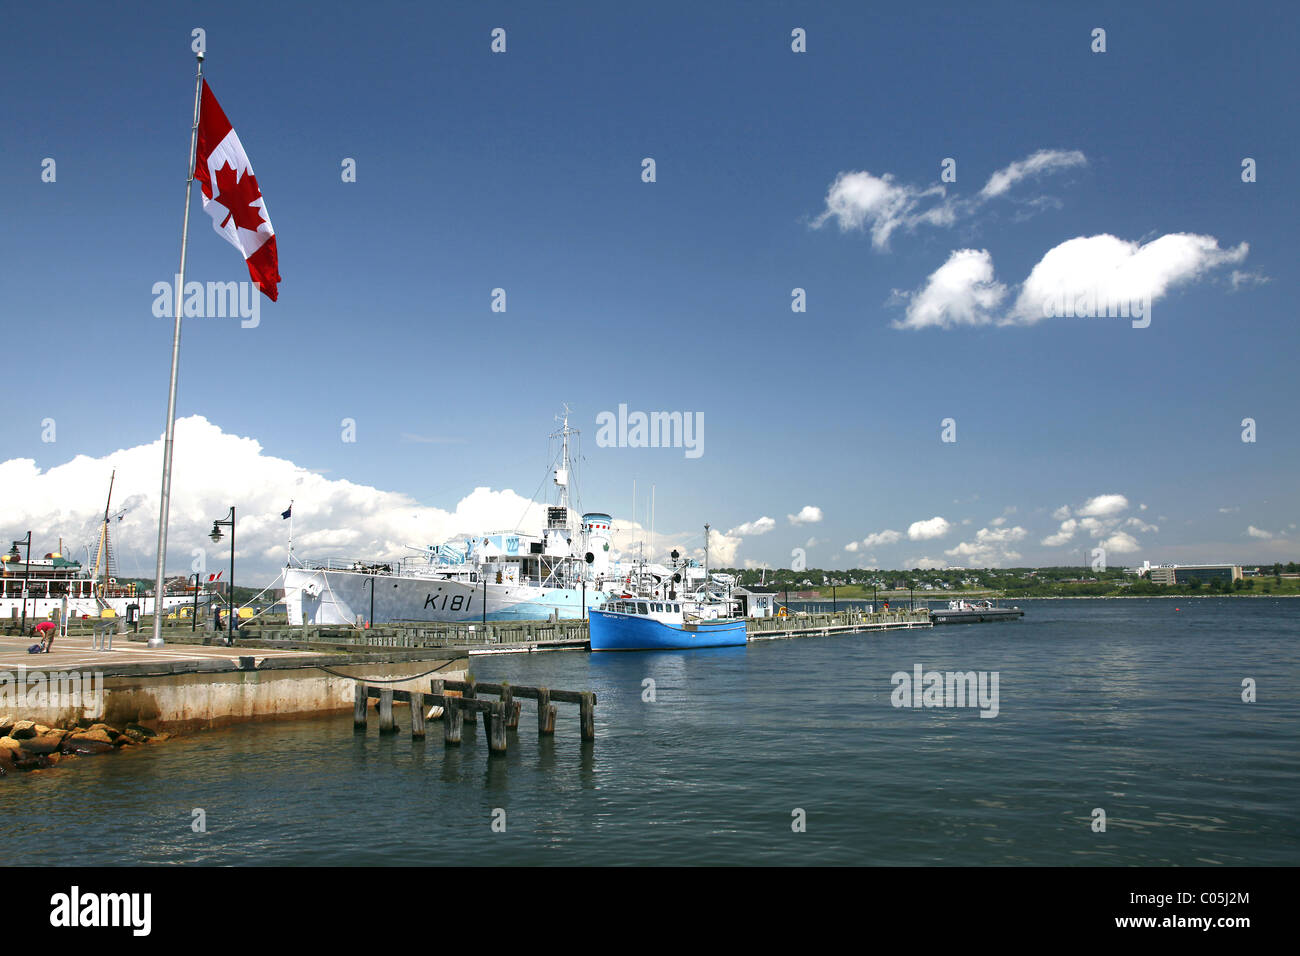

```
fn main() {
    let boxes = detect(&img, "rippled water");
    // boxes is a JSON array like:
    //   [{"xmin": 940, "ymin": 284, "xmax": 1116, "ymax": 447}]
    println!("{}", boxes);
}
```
[{"xmin": 2, "ymin": 598, "xmax": 1296, "ymax": 865}]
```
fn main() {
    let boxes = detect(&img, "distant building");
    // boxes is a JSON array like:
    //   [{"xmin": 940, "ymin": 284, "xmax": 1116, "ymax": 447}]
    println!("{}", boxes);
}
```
[{"xmin": 1147, "ymin": 564, "xmax": 1242, "ymax": 585}]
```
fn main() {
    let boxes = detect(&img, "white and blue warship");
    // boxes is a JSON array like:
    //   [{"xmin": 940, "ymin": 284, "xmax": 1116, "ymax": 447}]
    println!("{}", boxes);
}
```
[{"xmin": 283, "ymin": 412, "xmax": 622, "ymax": 626}]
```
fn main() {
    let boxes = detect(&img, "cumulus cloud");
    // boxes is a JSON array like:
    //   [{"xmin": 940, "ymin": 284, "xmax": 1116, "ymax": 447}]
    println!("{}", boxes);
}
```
[
  {"xmin": 862, "ymin": 529, "xmax": 903, "ymax": 548},
  {"xmin": 812, "ymin": 149, "xmax": 1086, "ymax": 251},
  {"xmin": 907, "ymin": 516, "xmax": 951, "ymax": 541},
  {"xmin": 729, "ymin": 516, "xmax": 776, "ymax": 537},
  {"xmin": 1100, "ymin": 532, "xmax": 1141, "ymax": 554},
  {"xmin": 892, "ymin": 234, "xmax": 1249, "ymax": 331},
  {"xmin": 908, "ymin": 557, "xmax": 948, "ymax": 570},
  {"xmin": 1051, "ymin": 505, "xmax": 1072, "ymax": 520},
  {"xmin": 1008, "ymin": 233, "xmax": 1248, "ymax": 324},
  {"xmin": 1078, "ymin": 494, "xmax": 1129, "ymax": 518},
  {"xmin": 890, "ymin": 249, "xmax": 1008, "ymax": 330},
  {"xmin": 811, "ymin": 170, "xmax": 950, "ymax": 248},
  {"xmin": 1040, "ymin": 493, "xmax": 1154, "ymax": 555},
  {"xmin": 0, "ymin": 416, "xmax": 554, "ymax": 581},
  {"xmin": 788, "ymin": 505, "xmax": 823, "ymax": 526},
  {"xmin": 945, "ymin": 525, "xmax": 1027, "ymax": 567},
  {"xmin": 1042, "ymin": 519, "xmax": 1078, "ymax": 547},
  {"xmin": 1247, "ymin": 525, "xmax": 1274, "ymax": 539}
]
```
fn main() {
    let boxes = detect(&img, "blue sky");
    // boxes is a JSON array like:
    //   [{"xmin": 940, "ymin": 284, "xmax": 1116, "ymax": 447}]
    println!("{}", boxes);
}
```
[{"xmin": 1, "ymin": 1, "xmax": 1295, "ymax": 579}]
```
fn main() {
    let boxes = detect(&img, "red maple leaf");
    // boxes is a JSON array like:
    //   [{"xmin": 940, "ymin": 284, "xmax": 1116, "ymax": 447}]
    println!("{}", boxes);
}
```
[{"xmin": 210, "ymin": 161, "xmax": 267, "ymax": 232}]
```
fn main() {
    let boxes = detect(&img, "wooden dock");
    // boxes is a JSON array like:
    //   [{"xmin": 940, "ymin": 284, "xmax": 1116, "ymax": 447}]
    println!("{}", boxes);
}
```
[
  {"xmin": 355, "ymin": 677, "xmax": 595, "ymax": 757},
  {"xmin": 247, "ymin": 608, "xmax": 935, "ymax": 652}
]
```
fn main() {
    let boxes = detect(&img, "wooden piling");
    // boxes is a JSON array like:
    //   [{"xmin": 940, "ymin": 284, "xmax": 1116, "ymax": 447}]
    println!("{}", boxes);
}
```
[
  {"xmin": 537, "ymin": 687, "xmax": 556, "ymax": 735},
  {"xmin": 463, "ymin": 677, "xmax": 477, "ymax": 725},
  {"xmin": 379, "ymin": 688, "xmax": 396, "ymax": 734},
  {"xmin": 410, "ymin": 691, "xmax": 425, "ymax": 739},
  {"xmin": 579, "ymin": 691, "xmax": 595, "ymax": 742},
  {"xmin": 444, "ymin": 697, "xmax": 463, "ymax": 746},
  {"xmin": 501, "ymin": 685, "xmax": 518, "ymax": 729},
  {"xmin": 489, "ymin": 700, "xmax": 508, "ymax": 755},
  {"xmin": 429, "ymin": 679, "xmax": 444, "ymax": 720},
  {"xmin": 353, "ymin": 684, "xmax": 367, "ymax": 730}
]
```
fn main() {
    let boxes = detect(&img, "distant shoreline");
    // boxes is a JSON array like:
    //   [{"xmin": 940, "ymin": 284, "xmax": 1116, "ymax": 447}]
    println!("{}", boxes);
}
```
[{"xmin": 1011, "ymin": 594, "xmax": 1300, "ymax": 600}]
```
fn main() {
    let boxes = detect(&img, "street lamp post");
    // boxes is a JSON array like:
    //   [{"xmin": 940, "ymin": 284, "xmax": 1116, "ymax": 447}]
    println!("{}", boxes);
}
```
[
  {"xmin": 209, "ymin": 507, "xmax": 235, "ymax": 644},
  {"xmin": 7, "ymin": 533, "xmax": 33, "ymax": 635},
  {"xmin": 361, "ymin": 575, "xmax": 375, "ymax": 628},
  {"xmin": 190, "ymin": 572, "xmax": 200, "ymax": 632}
]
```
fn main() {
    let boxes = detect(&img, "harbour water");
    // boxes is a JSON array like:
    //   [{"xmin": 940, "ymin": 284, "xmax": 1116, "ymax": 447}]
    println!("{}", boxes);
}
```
[{"xmin": 2, "ymin": 598, "xmax": 1296, "ymax": 866}]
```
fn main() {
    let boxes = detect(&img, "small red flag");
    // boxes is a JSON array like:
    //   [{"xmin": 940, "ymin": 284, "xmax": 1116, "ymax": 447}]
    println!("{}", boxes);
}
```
[{"xmin": 194, "ymin": 80, "xmax": 280, "ymax": 301}]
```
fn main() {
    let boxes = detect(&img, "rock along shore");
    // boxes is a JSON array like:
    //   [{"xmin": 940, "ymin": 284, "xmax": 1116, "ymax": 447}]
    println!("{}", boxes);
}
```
[{"xmin": 0, "ymin": 715, "xmax": 170, "ymax": 776}]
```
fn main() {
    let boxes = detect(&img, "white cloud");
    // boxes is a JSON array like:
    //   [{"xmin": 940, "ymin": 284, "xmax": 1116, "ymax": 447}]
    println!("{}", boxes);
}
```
[
  {"xmin": 979, "ymin": 149, "xmax": 1087, "ymax": 199},
  {"xmin": 788, "ymin": 505, "xmax": 823, "ymax": 526},
  {"xmin": 1078, "ymin": 494, "xmax": 1129, "ymax": 518},
  {"xmin": 945, "ymin": 525, "xmax": 1027, "ymax": 566},
  {"xmin": 1247, "ymin": 526, "xmax": 1274, "ymax": 539},
  {"xmin": 1042, "ymin": 519, "xmax": 1078, "ymax": 547},
  {"xmin": 891, "ymin": 249, "xmax": 1007, "ymax": 330},
  {"xmin": 907, "ymin": 516, "xmax": 952, "ymax": 540},
  {"xmin": 844, "ymin": 541, "xmax": 860, "ymax": 552},
  {"xmin": 1229, "ymin": 269, "xmax": 1270, "ymax": 291},
  {"xmin": 729, "ymin": 516, "xmax": 776, "ymax": 536},
  {"xmin": 862, "ymin": 529, "xmax": 903, "ymax": 548},
  {"xmin": 1051, "ymin": 505, "xmax": 1072, "ymax": 520},
  {"xmin": 908, "ymin": 556, "xmax": 948, "ymax": 570},
  {"xmin": 811, "ymin": 170, "xmax": 949, "ymax": 249},
  {"xmin": 1008, "ymin": 233, "xmax": 1248, "ymax": 324},
  {"xmin": 0, "ymin": 416, "xmax": 551, "ymax": 582},
  {"xmin": 704, "ymin": 527, "xmax": 742, "ymax": 565},
  {"xmin": 1100, "ymin": 532, "xmax": 1141, "ymax": 554},
  {"xmin": 813, "ymin": 149, "xmax": 1086, "ymax": 252},
  {"xmin": 893, "ymin": 234, "xmax": 1249, "ymax": 331},
  {"xmin": 1124, "ymin": 517, "xmax": 1159, "ymax": 533}
]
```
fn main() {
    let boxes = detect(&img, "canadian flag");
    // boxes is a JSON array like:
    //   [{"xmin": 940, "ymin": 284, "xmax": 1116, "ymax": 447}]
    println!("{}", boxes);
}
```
[
  {"xmin": 193, "ymin": 80, "xmax": 281, "ymax": 300},
  {"xmin": 208, "ymin": 571, "xmax": 223, "ymax": 582}
]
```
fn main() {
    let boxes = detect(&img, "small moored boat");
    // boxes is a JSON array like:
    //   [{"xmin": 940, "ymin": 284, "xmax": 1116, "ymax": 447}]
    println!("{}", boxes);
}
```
[{"xmin": 589, "ymin": 597, "xmax": 747, "ymax": 651}]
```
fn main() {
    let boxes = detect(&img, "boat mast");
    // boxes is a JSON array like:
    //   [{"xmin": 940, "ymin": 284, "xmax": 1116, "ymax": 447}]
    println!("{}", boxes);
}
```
[{"xmin": 92, "ymin": 470, "xmax": 116, "ymax": 604}]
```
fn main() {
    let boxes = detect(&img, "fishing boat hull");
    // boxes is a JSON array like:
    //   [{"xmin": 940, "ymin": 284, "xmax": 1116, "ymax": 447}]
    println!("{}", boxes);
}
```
[{"xmin": 588, "ymin": 608, "xmax": 747, "ymax": 651}]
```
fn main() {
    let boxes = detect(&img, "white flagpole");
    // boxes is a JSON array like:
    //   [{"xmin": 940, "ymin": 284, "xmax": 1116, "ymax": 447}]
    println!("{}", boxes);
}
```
[
  {"xmin": 151, "ymin": 51, "xmax": 205, "ymax": 642},
  {"xmin": 287, "ymin": 499, "xmax": 295, "ymax": 566}
]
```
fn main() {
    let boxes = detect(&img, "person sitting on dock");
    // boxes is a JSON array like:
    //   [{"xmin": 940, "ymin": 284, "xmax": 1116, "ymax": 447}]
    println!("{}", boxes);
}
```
[{"xmin": 32, "ymin": 620, "xmax": 57, "ymax": 653}]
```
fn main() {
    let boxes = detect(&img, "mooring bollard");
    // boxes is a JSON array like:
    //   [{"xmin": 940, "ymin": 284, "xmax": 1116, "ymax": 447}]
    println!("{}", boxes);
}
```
[
  {"xmin": 444, "ymin": 697, "xmax": 463, "ymax": 746},
  {"xmin": 354, "ymin": 684, "xmax": 367, "ymax": 730},
  {"xmin": 410, "ymin": 691, "xmax": 425, "ymax": 739},
  {"xmin": 537, "ymin": 687, "xmax": 556, "ymax": 736},
  {"xmin": 379, "ymin": 688, "xmax": 396, "ymax": 735},
  {"xmin": 579, "ymin": 691, "xmax": 595, "ymax": 742},
  {"xmin": 489, "ymin": 700, "xmax": 507, "ymax": 755}
]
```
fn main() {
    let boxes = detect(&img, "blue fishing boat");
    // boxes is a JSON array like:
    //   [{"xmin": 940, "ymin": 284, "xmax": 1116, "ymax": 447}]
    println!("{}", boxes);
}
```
[{"xmin": 588, "ymin": 597, "xmax": 747, "ymax": 651}]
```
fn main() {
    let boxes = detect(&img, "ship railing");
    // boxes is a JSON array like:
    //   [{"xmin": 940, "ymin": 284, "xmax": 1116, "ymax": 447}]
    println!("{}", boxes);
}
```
[{"xmin": 309, "ymin": 558, "xmax": 397, "ymax": 573}]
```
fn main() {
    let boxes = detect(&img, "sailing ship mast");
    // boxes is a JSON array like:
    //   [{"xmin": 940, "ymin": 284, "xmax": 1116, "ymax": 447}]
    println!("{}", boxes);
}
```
[{"xmin": 91, "ymin": 470, "xmax": 116, "ymax": 606}]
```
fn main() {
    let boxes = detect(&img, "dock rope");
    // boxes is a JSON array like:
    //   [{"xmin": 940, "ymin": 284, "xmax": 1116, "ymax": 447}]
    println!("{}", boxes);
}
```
[{"xmin": 313, "ymin": 659, "xmax": 460, "ymax": 682}]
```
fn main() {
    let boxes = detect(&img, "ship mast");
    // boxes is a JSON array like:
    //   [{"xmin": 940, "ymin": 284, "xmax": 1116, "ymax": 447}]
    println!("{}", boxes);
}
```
[{"xmin": 91, "ymin": 470, "xmax": 116, "ymax": 604}]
